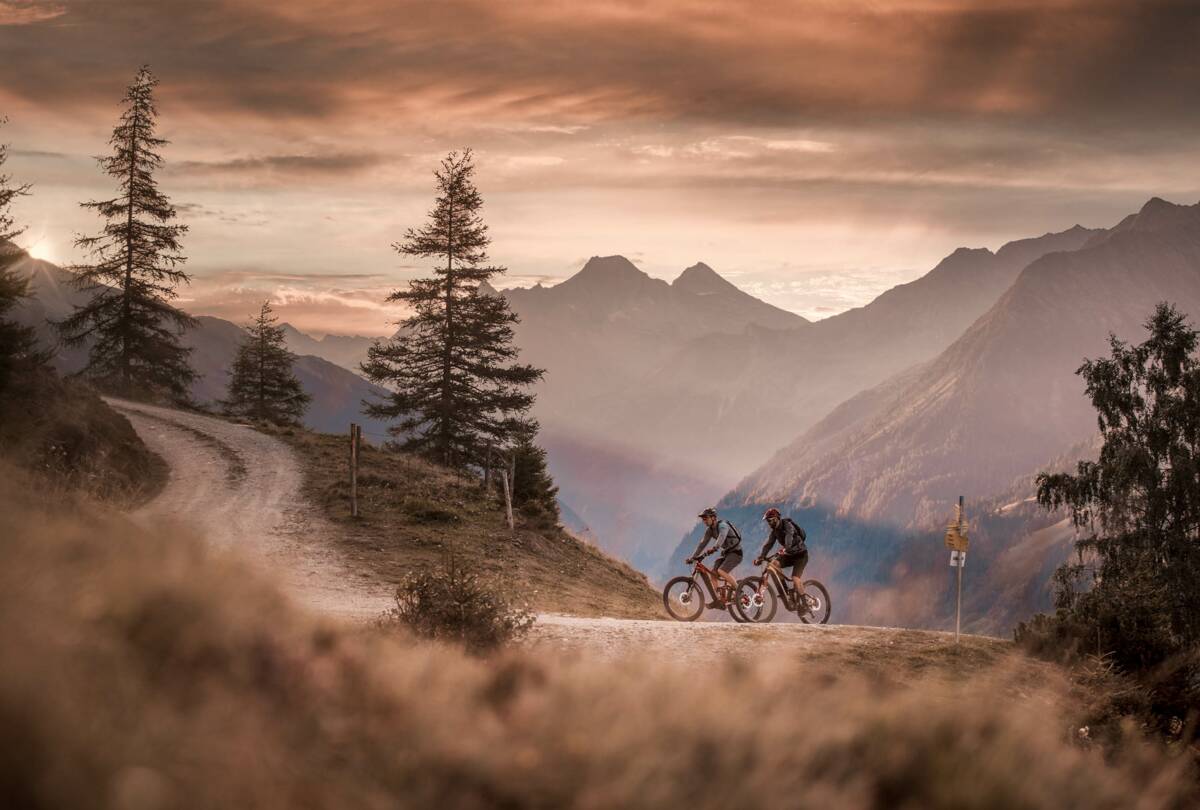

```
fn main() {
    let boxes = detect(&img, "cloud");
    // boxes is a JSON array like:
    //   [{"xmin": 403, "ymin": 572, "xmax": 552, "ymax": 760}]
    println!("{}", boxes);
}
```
[
  {"xmin": 1, "ymin": 0, "xmax": 1196, "ymax": 132},
  {"xmin": 182, "ymin": 268, "xmax": 407, "ymax": 336},
  {"xmin": 175, "ymin": 151, "xmax": 387, "ymax": 179},
  {"xmin": 0, "ymin": 1, "xmax": 64, "ymax": 26}
]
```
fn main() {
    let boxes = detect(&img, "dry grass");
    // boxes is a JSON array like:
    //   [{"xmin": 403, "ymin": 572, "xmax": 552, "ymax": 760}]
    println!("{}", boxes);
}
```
[
  {"xmin": 266, "ymin": 426, "xmax": 661, "ymax": 618},
  {"xmin": 0, "ymin": 369, "xmax": 166, "ymax": 505},
  {"xmin": 0, "ymin": 469, "xmax": 1196, "ymax": 809}
]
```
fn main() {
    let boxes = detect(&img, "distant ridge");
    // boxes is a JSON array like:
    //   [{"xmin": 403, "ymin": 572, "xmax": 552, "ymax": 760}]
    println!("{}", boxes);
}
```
[
  {"xmin": 9, "ymin": 253, "xmax": 391, "ymax": 438},
  {"xmin": 732, "ymin": 197, "xmax": 1200, "ymax": 529}
]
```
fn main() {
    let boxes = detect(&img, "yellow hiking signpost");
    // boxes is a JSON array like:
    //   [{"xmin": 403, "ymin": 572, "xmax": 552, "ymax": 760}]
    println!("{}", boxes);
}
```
[{"xmin": 945, "ymin": 495, "xmax": 968, "ymax": 644}]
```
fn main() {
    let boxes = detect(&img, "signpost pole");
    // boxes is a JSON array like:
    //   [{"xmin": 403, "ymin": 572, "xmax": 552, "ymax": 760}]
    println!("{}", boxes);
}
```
[
  {"xmin": 955, "ymin": 495, "xmax": 963, "ymax": 645},
  {"xmin": 955, "ymin": 549, "xmax": 963, "ymax": 645},
  {"xmin": 945, "ymin": 495, "xmax": 968, "ymax": 645}
]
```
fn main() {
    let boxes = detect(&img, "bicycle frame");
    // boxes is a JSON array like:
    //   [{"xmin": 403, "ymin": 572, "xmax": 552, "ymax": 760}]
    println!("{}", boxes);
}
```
[
  {"xmin": 690, "ymin": 559, "xmax": 724, "ymax": 602},
  {"xmin": 758, "ymin": 555, "xmax": 799, "ymax": 610}
]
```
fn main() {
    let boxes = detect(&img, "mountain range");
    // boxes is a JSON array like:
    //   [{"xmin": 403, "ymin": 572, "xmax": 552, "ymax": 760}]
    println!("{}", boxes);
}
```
[
  {"xmin": 10, "ymin": 253, "xmax": 391, "ymax": 438},
  {"xmin": 668, "ymin": 197, "xmax": 1200, "ymax": 633},
  {"xmin": 499, "ymin": 229, "xmax": 1098, "ymax": 572}
]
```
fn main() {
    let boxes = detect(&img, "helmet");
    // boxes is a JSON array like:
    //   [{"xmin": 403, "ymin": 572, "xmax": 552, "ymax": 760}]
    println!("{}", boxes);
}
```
[
  {"xmin": 763, "ymin": 508, "xmax": 781, "ymax": 522},
  {"xmin": 698, "ymin": 507, "xmax": 717, "ymax": 520}
]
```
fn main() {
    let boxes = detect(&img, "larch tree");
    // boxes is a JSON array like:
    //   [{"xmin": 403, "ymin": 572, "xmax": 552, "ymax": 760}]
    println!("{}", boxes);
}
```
[
  {"xmin": 0, "ymin": 119, "xmax": 42, "ymax": 393},
  {"xmin": 58, "ymin": 66, "xmax": 195, "ymax": 400},
  {"xmin": 222, "ymin": 301, "xmax": 310, "ymax": 425},
  {"xmin": 362, "ymin": 149, "xmax": 543, "ymax": 468}
]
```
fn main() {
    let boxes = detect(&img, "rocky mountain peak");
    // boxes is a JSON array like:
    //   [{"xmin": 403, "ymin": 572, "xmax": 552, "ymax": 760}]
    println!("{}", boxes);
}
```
[
  {"xmin": 567, "ymin": 255, "xmax": 650, "ymax": 285},
  {"xmin": 672, "ymin": 262, "xmax": 737, "ymax": 294}
]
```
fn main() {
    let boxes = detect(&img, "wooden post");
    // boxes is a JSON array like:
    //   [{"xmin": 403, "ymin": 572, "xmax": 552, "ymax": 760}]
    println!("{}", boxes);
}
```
[
  {"xmin": 350, "ymin": 423, "xmax": 360, "ymax": 518},
  {"xmin": 500, "ymin": 469, "xmax": 514, "ymax": 532}
]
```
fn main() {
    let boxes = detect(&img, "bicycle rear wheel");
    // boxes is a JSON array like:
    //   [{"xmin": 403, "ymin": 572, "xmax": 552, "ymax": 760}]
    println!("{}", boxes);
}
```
[
  {"xmin": 798, "ymin": 580, "xmax": 831, "ymax": 624},
  {"xmin": 663, "ymin": 576, "xmax": 705, "ymax": 621},
  {"xmin": 735, "ymin": 576, "xmax": 777, "ymax": 623}
]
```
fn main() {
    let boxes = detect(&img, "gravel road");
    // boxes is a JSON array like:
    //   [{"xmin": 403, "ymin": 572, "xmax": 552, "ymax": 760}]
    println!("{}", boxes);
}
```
[{"xmin": 107, "ymin": 398, "xmax": 392, "ymax": 620}]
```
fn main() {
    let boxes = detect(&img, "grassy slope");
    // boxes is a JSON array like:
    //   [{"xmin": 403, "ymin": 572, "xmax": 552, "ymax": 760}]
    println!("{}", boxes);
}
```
[
  {"xmin": 2, "ymin": 468, "xmax": 1193, "ymax": 809},
  {"xmin": 0, "ymin": 368, "xmax": 165, "ymax": 504},
  {"xmin": 268, "ymin": 426, "xmax": 662, "ymax": 619}
]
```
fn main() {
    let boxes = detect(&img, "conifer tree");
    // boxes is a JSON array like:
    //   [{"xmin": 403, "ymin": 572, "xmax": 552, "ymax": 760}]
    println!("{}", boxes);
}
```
[
  {"xmin": 511, "ymin": 437, "xmax": 560, "ymax": 522},
  {"xmin": 58, "ymin": 66, "xmax": 195, "ymax": 400},
  {"xmin": 362, "ymin": 150, "xmax": 543, "ymax": 467},
  {"xmin": 0, "ymin": 121, "xmax": 41, "ymax": 393},
  {"xmin": 222, "ymin": 301, "xmax": 310, "ymax": 425},
  {"xmin": 1036, "ymin": 303, "xmax": 1200, "ymax": 671}
]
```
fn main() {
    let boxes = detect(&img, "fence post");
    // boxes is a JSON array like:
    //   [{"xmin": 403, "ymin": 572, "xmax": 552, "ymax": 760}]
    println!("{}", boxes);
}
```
[
  {"xmin": 500, "ymin": 469, "xmax": 515, "ymax": 532},
  {"xmin": 350, "ymin": 423, "xmax": 360, "ymax": 518}
]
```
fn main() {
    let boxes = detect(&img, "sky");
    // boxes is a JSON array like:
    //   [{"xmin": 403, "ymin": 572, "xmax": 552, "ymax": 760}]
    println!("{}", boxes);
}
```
[{"xmin": 2, "ymin": 0, "xmax": 1199, "ymax": 336}]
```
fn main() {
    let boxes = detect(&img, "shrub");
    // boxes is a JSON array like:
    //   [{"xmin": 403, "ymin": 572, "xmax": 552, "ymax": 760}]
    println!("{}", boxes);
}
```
[
  {"xmin": 381, "ymin": 549, "xmax": 533, "ymax": 652},
  {"xmin": 401, "ymin": 495, "xmax": 459, "ymax": 523}
]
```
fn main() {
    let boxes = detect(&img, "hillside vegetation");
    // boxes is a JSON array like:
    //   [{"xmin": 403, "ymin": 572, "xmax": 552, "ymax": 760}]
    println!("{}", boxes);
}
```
[
  {"xmin": 267, "ymin": 426, "xmax": 662, "ymax": 619},
  {"xmin": 0, "ymin": 368, "xmax": 164, "ymax": 504},
  {"xmin": 1, "ymin": 467, "xmax": 1195, "ymax": 809}
]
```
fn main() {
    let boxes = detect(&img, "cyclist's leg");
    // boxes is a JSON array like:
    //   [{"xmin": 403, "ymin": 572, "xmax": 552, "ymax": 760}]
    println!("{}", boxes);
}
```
[
  {"xmin": 717, "ymin": 550, "xmax": 741, "ymax": 597},
  {"xmin": 791, "ymin": 550, "xmax": 809, "ymax": 611},
  {"xmin": 759, "ymin": 559, "xmax": 781, "ymax": 594},
  {"xmin": 717, "ymin": 561, "xmax": 737, "ymax": 591}
]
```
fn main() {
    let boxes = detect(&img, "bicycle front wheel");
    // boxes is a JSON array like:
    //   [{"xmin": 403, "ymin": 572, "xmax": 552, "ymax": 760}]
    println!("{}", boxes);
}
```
[
  {"xmin": 799, "ymin": 580, "xmax": 831, "ymax": 625},
  {"xmin": 735, "ymin": 576, "xmax": 777, "ymax": 623},
  {"xmin": 663, "ymin": 576, "xmax": 705, "ymax": 621}
]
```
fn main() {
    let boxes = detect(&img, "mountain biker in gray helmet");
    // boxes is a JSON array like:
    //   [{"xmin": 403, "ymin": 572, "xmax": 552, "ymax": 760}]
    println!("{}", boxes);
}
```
[
  {"xmin": 754, "ymin": 507, "xmax": 809, "ymax": 613},
  {"xmin": 687, "ymin": 507, "xmax": 743, "ymax": 607}
]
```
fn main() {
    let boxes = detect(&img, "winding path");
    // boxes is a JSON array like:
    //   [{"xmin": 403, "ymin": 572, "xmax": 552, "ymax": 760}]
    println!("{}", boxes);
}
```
[{"xmin": 107, "ymin": 398, "xmax": 392, "ymax": 620}]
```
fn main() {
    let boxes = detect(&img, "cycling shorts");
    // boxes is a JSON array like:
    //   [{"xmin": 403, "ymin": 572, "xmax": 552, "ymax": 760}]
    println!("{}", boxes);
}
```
[
  {"xmin": 713, "ymin": 548, "xmax": 743, "ymax": 573},
  {"xmin": 776, "ymin": 548, "xmax": 808, "ymax": 576}
]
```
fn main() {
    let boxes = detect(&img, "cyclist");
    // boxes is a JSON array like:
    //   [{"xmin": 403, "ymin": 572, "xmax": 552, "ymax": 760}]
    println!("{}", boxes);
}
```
[
  {"xmin": 754, "ymin": 507, "xmax": 809, "ymax": 613},
  {"xmin": 687, "ymin": 507, "xmax": 743, "ymax": 607}
]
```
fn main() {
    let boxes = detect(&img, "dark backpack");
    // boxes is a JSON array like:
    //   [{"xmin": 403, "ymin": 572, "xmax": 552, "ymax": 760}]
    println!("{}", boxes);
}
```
[{"xmin": 782, "ymin": 518, "xmax": 807, "ymax": 552}]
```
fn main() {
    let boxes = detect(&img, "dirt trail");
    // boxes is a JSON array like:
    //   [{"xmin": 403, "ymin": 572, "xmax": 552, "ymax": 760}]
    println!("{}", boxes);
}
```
[
  {"xmin": 530, "ymin": 613, "xmax": 1017, "ymax": 667},
  {"xmin": 107, "ymin": 398, "xmax": 392, "ymax": 620}
]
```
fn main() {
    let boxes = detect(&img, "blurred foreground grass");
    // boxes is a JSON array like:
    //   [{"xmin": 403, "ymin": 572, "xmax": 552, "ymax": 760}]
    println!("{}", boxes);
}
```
[{"xmin": 1, "ymin": 468, "xmax": 1194, "ymax": 809}]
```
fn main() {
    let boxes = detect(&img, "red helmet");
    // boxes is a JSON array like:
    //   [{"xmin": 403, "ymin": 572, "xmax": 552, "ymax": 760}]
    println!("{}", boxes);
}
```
[{"xmin": 763, "ymin": 508, "xmax": 781, "ymax": 522}]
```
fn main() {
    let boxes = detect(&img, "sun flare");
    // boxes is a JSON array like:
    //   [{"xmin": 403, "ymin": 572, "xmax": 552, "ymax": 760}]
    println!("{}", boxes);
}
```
[{"xmin": 25, "ymin": 239, "xmax": 56, "ymax": 264}]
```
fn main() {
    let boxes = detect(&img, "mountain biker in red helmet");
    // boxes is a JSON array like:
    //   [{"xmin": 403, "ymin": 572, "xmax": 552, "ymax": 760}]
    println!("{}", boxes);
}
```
[
  {"xmin": 687, "ymin": 507, "xmax": 743, "ymax": 608},
  {"xmin": 754, "ymin": 507, "xmax": 810, "ymax": 613}
]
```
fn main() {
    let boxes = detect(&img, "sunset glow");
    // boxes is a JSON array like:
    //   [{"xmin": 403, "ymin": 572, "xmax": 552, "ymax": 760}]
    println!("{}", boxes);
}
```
[{"xmin": 2, "ymin": 0, "xmax": 1198, "ymax": 335}]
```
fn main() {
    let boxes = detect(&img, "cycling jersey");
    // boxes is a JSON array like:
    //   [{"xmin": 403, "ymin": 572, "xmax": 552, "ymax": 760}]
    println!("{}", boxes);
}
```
[
  {"xmin": 691, "ymin": 518, "xmax": 742, "ymax": 560},
  {"xmin": 759, "ymin": 517, "xmax": 806, "ymax": 558}
]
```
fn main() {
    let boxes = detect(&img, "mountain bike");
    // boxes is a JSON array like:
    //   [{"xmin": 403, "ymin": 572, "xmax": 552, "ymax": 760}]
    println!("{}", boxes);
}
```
[
  {"xmin": 662, "ymin": 548, "xmax": 748, "ymax": 622},
  {"xmin": 734, "ymin": 553, "xmax": 831, "ymax": 624}
]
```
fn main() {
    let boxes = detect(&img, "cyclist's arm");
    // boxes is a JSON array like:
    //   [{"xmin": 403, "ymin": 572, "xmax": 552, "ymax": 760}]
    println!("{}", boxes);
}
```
[
  {"xmin": 689, "ymin": 529, "xmax": 712, "ymax": 561},
  {"xmin": 759, "ymin": 526, "xmax": 778, "ymax": 559}
]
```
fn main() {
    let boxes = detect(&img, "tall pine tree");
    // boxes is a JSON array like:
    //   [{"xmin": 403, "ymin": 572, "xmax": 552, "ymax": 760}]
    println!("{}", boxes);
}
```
[
  {"xmin": 362, "ymin": 150, "xmax": 543, "ymax": 468},
  {"xmin": 59, "ymin": 66, "xmax": 195, "ymax": 400},
  {"xmin": 222, "ymin": 301, "xmax": 310, "ymax": 425},
  {"xmin": 0, "ymin": 120, "xmax": 41, "ymax": 393}
]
